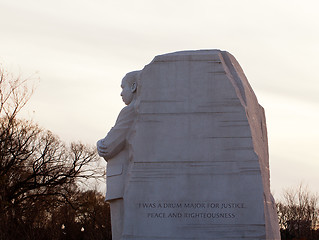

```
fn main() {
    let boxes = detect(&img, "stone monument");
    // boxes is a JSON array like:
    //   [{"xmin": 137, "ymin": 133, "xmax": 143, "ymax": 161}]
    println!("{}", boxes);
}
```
[{"xmin": 98, "ymin": 50, "xmax": 280, "ymax": 239}]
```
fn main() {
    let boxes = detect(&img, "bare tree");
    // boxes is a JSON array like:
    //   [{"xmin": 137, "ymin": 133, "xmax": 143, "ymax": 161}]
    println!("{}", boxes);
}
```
[
  {"xmin": 277, "ymin": 184, "xmax": 319, "ymax": 240},
  {"xmin": 0, "ymin": 66, "xmax": 34, "ymax": 120},
  {"xmin": 0, "ymin": 66, "xmax": 106, "ymax": 240}
]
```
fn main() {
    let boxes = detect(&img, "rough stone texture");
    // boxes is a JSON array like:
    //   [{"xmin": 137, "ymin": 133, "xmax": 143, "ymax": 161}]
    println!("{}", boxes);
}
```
[{"xmin": 122, "ymin": 50, "xmax": 280, "ymax": 239}]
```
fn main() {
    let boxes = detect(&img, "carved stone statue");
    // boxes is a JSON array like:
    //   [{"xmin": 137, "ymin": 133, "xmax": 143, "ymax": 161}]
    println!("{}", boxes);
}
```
[
  {"xmin": 98, "ymin": 50, "xmax": 280, "ymax": 239},
  {"xmin": 97, "ymin": 71, "xmax": 139, "ymax": 240}
]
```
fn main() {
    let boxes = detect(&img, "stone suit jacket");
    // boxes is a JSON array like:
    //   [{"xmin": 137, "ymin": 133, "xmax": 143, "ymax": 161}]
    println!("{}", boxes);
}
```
[{"xmin": 99, "ymin": 103, "xmax": 136, "ymax": 200}]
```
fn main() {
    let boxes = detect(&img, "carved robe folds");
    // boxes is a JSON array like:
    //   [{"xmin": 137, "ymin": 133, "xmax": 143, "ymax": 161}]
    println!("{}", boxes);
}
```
[{"xmin": 99, "ymin": 103, "xmax": 135, "ymax": 200}]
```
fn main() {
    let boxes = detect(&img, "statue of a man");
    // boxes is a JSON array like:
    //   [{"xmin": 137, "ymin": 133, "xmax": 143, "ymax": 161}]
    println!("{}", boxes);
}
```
[{"xmin": 97, "ymin": 71, "xmax": 139, "ymax": 240}]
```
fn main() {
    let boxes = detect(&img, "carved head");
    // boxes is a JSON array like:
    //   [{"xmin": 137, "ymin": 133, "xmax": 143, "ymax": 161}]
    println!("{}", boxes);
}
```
[{"xmin": 121, "ymin": 71, "xmax": 139, "ymax": 105}]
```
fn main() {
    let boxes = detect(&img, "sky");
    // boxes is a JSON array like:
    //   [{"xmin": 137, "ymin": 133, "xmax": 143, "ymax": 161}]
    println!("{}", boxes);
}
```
[{"xmin": 0, "ymin": 0, "xmax": 319, "ymax": 197}]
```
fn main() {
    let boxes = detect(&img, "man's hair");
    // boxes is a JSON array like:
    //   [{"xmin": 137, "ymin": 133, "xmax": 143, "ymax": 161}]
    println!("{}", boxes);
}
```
[{"xmin": 124, "ymin": 71, "xmax": 140, "ymax": 85}]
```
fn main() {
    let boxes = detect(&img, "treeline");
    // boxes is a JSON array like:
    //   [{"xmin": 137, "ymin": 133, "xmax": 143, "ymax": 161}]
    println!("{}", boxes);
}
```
[
  {"xmin": 0, "ymin": 68, "xmax": 111, "ymax": 239},
  {"xmin": 0, "ymin": 189, "xmax": 111, "ymax": 240},
  {"xmin": 277, "ymin": 184, "xmax": 319, "ymax": 240}
]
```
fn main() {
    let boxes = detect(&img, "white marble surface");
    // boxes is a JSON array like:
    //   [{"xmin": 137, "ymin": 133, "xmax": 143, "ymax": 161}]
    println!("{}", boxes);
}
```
[{"xmin": 112, "ymin": 50, "xmax": 279, "ymax": 239}]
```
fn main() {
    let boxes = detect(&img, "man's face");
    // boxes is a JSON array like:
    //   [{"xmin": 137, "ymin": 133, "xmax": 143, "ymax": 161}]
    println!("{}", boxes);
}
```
[{"xmin": 120, "ymin": 77, "xmax": 134, "ymax": 105}]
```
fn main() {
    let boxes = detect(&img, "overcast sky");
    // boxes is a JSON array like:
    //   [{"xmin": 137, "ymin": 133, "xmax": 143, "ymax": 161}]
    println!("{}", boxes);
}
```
[{"xmin": 1, "ymin": 0, "xmax": 319, "ymax": 196}]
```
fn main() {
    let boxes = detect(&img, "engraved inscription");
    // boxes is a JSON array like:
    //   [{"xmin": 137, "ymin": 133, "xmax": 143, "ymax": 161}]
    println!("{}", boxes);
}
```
[{"xmin": 137, "ymin": 201, "xmax": 246, "ymax": 220}]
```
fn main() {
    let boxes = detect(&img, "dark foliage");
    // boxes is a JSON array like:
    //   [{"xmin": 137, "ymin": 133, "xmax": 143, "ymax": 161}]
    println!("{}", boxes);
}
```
[{"xmin": 0, "ymin": 189, "xmax": 112, "ymax": 240}]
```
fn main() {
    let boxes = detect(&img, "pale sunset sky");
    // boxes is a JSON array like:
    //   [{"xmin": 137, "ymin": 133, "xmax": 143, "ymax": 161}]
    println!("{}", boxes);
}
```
[{"xmin": 1, "ymin": 0, "xmax": 319, "ymax": 197}]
